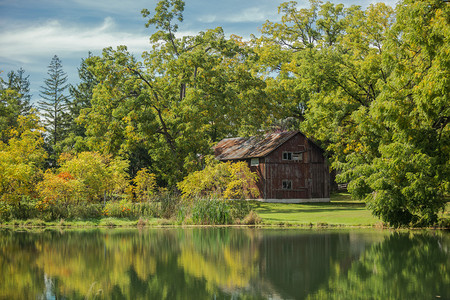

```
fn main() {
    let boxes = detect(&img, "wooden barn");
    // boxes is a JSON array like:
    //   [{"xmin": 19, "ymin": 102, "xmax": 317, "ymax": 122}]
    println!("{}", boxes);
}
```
[{"xmin": 214, "ymin": 131, "xmax": 330, "ymax": 203}]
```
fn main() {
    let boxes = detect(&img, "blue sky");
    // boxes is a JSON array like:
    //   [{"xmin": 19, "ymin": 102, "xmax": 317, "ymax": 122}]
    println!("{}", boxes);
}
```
[{"xmin": 0, "ymin": 0, "xmax": 398, "ymax": 103}]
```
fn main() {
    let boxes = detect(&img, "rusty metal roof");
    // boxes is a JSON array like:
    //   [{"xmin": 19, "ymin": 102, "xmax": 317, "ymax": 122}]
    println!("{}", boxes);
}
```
[{"xmin": 214, "ymin": 131, "xmax": 300, "ymax": 160}]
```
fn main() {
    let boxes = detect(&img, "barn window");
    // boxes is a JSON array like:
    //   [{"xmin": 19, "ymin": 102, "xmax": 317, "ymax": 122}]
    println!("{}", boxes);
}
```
[
  {"xmin": 293, "ymin": 152, "xmax": 303, "ymax": 161},
  {"xmin": 282, "ymin": 180, "xmax": 292, "ymax": 190},
  {"xmin": 250, "ymin": 158, "xmax": 259, "ymax": 166},
  {"xmin": 282, "ymin": 152, "xmax": 293, "ymax": 160}
]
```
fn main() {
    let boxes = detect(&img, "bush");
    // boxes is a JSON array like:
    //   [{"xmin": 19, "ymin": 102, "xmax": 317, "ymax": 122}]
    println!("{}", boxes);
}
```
[
  {"xmin": 0, "ymin": 198, "xmax": 39, "ymax": 222},
  {"xmin": 242, "ymin": 210, "xmax": 262, "ymax": 225},
  {"xmin": 67, "ymin": 203, "xmax": 103, "ymax": 219},
  {"xmin": 133, "ymin": 168, "xmax": 157, "ymax": 202},
  {"xmin": 157, "ymin": 191, "xmax": 181, "ymax": 219},
  {"xmin": 35, "ymin": 200, "xmax": 69, "ymax": 221},
  {"xmin": 229, "ymin": 200, "xmax": 251, "ymax": 220},
  {"xmin": 191, "ymin": 198, "xmax": 233, "ymax": 225},
  {"xmin": 103, "ymin": 200, "xmax": 134, "ymax": 218},
  {"xmin": 177, "ymin": 158, "xmax": 259, "ymax": 200}
]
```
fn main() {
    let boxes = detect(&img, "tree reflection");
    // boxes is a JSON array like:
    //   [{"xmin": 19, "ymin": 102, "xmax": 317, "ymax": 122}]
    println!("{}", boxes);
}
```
[
  {"xmin": 0, "ymin": 229, "xmax": 448, "ymax": 299},
  {"xmin": 308, "ymin": 232, "xmax": 450, "ymax": 299}
]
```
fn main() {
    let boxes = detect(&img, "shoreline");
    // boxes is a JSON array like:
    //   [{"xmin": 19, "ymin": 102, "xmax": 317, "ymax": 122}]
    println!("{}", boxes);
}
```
[{"xmin": 1, "ymin": 218, "xmax": 448, "ymax": 230}]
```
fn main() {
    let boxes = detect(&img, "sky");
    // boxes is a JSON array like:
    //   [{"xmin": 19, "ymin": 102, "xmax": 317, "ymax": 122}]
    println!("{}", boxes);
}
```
[{"xmin": 0, "ymin": 0, "xmax": 398, "ymax": 103}]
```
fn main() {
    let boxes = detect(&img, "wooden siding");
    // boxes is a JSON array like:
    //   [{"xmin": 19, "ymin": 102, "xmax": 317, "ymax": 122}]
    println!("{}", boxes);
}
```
[{"xmin": 217, "ymin": 131, "xmax": 330, "ymax": 200}]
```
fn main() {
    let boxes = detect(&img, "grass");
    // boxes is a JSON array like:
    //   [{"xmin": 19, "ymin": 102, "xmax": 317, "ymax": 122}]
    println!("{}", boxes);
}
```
[
  {"xmin": 1, "ymin": 193, "xmax": 448, "ymax": 229},
  {"xmin": 253, "ymin": 192, "xmax": 382, "ymax": 227}
]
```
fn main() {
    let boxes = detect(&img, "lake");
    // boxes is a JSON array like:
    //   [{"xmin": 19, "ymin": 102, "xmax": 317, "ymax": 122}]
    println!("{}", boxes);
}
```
[{"xmin": 0, "ymin": 228, "xmax": 448, "ymax": 299}]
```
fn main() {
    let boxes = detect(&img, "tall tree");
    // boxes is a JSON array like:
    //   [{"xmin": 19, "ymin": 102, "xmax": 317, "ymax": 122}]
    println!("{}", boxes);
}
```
[
  {"xmin": 81, "ymin": 0, "xmax": 270, "ymax": 185},
  {"xmin": 258, "ymin": 0, "xmax": 449, "ymax": 226},
  {"xmin": 56, "ymin": 53, "xmax": 99, "ymax": 153},
  {"xmin": 69, "ymin": 53, "xmax": 97, "ymax": 137},
  {"xmin": 0, "ymin": 68, "xmax": 33, "ymax": 142},
  {"xmin": 38, "ymin": 55, "xmax": 71, "ymax": 165},
  {"xmin": 6, "ymin": 68, "xmax": 32, "ymax": 115}
]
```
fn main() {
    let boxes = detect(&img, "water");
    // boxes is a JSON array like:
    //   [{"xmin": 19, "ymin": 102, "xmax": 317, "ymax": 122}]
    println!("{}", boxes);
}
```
[{"xmin": 0, "ymin": 228, "xmax": 448, "ymax": 299}]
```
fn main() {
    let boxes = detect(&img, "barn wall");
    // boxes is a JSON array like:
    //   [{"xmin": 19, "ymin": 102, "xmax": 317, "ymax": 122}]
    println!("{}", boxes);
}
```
[
  {"xmin": 264, "ymin": 133, "xmax": 310, "ymax": 199},
  {"xmin": 308, "ymin": 141, "xmax": 330, "ymax": 198},
  {"xmin": 263, "ymin": 133, "xmax": 330, "ymax": 200},
  {"xmin": 223, "ymin": 132, "xmax": 330, "ymax": 200}
]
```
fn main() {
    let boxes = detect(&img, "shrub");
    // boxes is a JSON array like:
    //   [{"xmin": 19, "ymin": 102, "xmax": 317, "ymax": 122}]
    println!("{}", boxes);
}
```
[
  {"xmin": 242, "ymin": 210, "xmax": 262, "ymax": 225},
  {"xmin": 133, "ymin": 168, "xmax": 157, "ymax": 202},
  {"xmin": 0, "ymin": 198, "xmax": 39, "ymax": 222},
  {"xmin": 67, "ymin": 203, "xmax": 103, "ymax": 219},
  {"xmin": 103, "ymin": 200, "xmax": 134, "ymax": 218},
  {"xmin": 157, "ymin": 191, "xmax": 181, "ymax": 219},
  {"xmin": 229, "ymin": 200, "xmax": 251, "ymax": 220},
  {"xmin": 177, "ymin": 157, "xmax": 259, "ymax": 201},
  {"xmin": 191, "ymin": 198, "xmax": 233, "ymax": 225},
  {"xmin": 37, "ymin": 171, "xmax": 85, "ymax": 204},
  {"xmin": 58, "ymin": 152, "xmax": 130, "ymax": 202}
]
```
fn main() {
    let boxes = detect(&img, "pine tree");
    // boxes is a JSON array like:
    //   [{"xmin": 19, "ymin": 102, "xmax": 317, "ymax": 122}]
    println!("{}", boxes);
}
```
[
  {"xmin": 6, "ymin": 68, "xmax": 33, "ymax": 115},
  {"xmin": 69, "ymin": 53, "xmax": 97, "ymax": 137},
  {"xmin": 38, "ymin": 55, "xmax": 71, "ymax": 164},
  {"xmin": 0, "ymin": 68, "xmax": 33, "ymax": 142}
]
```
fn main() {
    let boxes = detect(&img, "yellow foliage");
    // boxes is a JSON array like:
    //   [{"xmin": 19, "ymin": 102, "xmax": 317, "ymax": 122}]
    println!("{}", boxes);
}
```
[{"xmin": 178, "ymin": 157, "xmax": 259, "ymax": 200}]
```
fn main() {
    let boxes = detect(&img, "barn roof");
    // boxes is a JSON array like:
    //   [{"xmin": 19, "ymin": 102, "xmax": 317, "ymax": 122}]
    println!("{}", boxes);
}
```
[{"xmin": 214, "ymin": 131, "xmax": 300, "ymax": 160}]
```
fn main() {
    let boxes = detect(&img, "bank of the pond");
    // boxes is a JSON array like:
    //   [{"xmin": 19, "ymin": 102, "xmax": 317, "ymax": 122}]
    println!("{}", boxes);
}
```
[{"xmin": 1, "ymin": 193, "xmax": 449, "ymax": 229}]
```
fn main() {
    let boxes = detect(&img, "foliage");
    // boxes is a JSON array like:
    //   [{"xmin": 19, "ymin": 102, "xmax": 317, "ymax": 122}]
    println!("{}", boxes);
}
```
[
  {"xmin": 0, "ymin": 198, "xmax": 38, "ymax": 222},
  {"xmin": 80, "ymin": 0, "xmax": 271, "ymax": 186},
  {"xmin": 0, "ymin": 114, "xmax": 46, "ymax": 204},
  {"xmin": 38, "ymin": 55, "xmax": 71, "ymax": 165},
  {"xmin": 178, "ymin": 157, "xmax": 259, "ymax": 200},
  {"xmin": 59, "ymin": 54, "xmax": 99, "ymax": 153},
  {"xmin": 190, "ymin": 197, "xmax": 233, "ymax": 225},
  {"xmin": 258, "ymin": 0, "xmax": 449, "ymax": 227},
  {"xmin": 58, "ymin": 151, "xmax": 130, "ymax": 202},
  {"xmin": 0, "ymin": 68, "xmax": 32, "ymax": 142},
  {"xmin": 132, "ymin": 168, "xmax": 157, "ymax": 202},
  {"xmin": 242, "ymin": 210, "xmax": 262, "ymax": 225},
  {"xmin": 37, "ymin": 171, "xmax": 85, "ymax": 205}
]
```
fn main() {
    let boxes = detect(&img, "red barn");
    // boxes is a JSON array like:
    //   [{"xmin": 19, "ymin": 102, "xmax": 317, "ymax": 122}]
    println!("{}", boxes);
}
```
[{"xmin": 214, "ymin": 131, "xmax": 330, "ymax": 203}]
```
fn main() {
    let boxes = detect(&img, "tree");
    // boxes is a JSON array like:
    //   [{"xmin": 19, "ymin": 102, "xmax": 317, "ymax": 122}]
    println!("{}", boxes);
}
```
[
  {"xmin": 81, "ymin": 0, "xmax": 271, "ymax": 186},
  {"xmin": 258, "ymin": 0, "xmax": 449, "ymax": 226},
  {"xmin": 58, "ymin": 152, "xmax": 129, "ymax": 202},
  {"xmin": 177, "ymin": 157, "xmax": 259, "ymax": 200},
  {"xmin": 38, "ymin": 55, "xmax": 71, "ymax": 165},
  {"xmin": 6, "ymin": 68, "xmax": 32, "ymax": 115},
  {"xmin": 0, "ymin": 68, "xmax": 33, "ymax": 142},
  {"xmin": 0, "ymin": 114, "xmax": 46, "ymax": 204},
  {"xmin": 65, "ymin": 54, "xmax": 98, "ymax": 147}
]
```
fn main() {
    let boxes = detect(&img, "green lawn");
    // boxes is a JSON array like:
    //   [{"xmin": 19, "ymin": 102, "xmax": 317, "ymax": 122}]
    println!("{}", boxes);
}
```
[{"xmin": 253, "ymin": 193, "xmax": 381, "ymax": 226}]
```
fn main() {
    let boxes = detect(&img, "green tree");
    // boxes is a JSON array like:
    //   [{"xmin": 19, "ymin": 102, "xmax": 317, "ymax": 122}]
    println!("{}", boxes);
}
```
[
  {"xmin": 177, "ymin": 157, "xmax": 259, "ymax": 200},
  {"xmin": 0, "ymin": 68, "xmax": 33, "ymax": 142},
  {"xmin": 132, "ymin": 168, "xmax": 157, "ymax": 202},
  {"xmin": 81, "ymin": 0, "xmax": 270, "ymax": 186},
  {"xmin": 58, "ymin": 151, "xmax": 129, "ymax": 202},
  {"xmin": 69, "ymin": 52, "xmax": 98, "ymax": 137},
  {"xmin": 0, "ymin": 114, "xmax": 46, "ymax": 204},
  {"xmin": 38, "ymin": 55, "xmax": 71, "ymax": 165},
  {"xmin": 258, "ymin": 0, "xmax": 449, "ymax": 226},
  {"xmin": 6, "ymin": 68, "xmax": 32, "ymax": 115}
]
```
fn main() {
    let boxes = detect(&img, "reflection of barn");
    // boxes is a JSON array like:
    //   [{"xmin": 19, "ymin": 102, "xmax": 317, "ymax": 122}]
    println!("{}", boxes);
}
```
[{"xmin": 214, "ymin": 131, "xmax": 330, "ymax": 202}]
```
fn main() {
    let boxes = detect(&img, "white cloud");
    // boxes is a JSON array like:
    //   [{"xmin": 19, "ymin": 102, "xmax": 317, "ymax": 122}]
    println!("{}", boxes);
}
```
[{"xmin": 0, "ymin": 17, "xmax": 150, "ymax": 64}]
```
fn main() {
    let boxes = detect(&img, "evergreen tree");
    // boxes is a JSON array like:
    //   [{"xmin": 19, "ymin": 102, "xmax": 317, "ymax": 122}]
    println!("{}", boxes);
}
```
[
  {"xmin": 0, "ymin": 68, "xmax": 32, "ymax": 142},
  {"xmin": 68, "ymin": 53, "xmax": 97, "ymax": 138},
  {"xmin": 6, "ymin": 68, "xmax": 32, "ymax": 115},
  {"xmin": 38, "ymin": 55, "xmax": 71, "ymax": 165}
]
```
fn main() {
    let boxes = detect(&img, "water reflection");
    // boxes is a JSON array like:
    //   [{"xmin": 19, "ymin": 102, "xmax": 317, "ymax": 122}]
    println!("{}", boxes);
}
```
[{"xmin": 0, "ymin": 228, "xmax": 448, "ymax": 299}]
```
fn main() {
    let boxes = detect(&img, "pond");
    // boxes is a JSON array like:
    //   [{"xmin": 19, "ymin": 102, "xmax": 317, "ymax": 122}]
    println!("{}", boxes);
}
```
[{"xmin": 0, "ymin": 228, "xmax": 448, "ymax": 299}]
